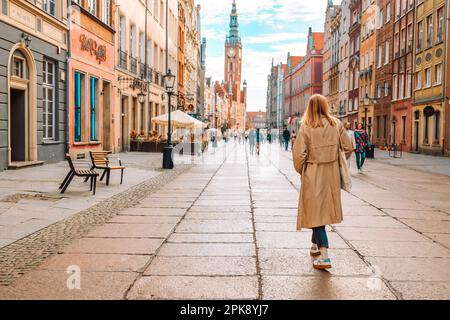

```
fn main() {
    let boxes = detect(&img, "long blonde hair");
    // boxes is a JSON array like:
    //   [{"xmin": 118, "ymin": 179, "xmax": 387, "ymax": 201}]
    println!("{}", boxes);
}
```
[{"xmin": 302, "ymin": 94, "xmax": 337, "ymax": 128}]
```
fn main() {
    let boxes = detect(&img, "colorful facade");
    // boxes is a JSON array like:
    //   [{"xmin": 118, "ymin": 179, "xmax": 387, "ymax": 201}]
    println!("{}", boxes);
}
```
[
  {"xmin": 0, "ymin": 0, "xmax": 68, "ymax": 171},
  {"xmin": 348, "ymin": 0, "xmax": 362, "ymax": 128},
  {"xmin": 68, "ymin": 1, "xmax": 116, "ymax": 158},
  {"xmin": 412, "ymin": 0, "xmax": 446, "ymax": 155}
]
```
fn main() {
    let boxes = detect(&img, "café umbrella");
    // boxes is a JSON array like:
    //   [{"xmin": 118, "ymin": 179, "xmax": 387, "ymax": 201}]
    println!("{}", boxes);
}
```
[{"xmin": 152, "ymin": 110, "xmax": 207, "ymax": 129}]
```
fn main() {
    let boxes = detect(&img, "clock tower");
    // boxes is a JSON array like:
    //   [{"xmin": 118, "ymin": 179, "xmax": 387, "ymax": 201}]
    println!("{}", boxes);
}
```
[{"xmin": 225, "ymin": 0, "xmax": 242, "ymax": 101}]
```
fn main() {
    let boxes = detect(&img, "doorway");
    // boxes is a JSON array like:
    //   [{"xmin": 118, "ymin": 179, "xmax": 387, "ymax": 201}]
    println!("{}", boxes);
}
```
[
  {"xmin": 413, "ymin": 121, "xmax": 419, "ymax": 152},
  {"xmin": 102, "ymin": 82, "xmax": 111, "ymax": 151},
  {"xmin": 121, "ymin": 96, "xmax": 128, "ymax": 152},
  {"xmin": 10, "ymin": 89, "xmax": 26, "ymax": 162}
]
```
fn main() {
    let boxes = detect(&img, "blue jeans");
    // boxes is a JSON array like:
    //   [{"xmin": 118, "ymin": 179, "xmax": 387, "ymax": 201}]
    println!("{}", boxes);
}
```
[
  {"xmin": 284, "ymin": 140, "xmax": 289, "ymax": 151},
  {"xmin": 311, "ymin": 226, "xmax": 329, "ymax": 248},
  {"xmin": 355, "ymin": 152, "xmax": 366, "ymax": 170}
]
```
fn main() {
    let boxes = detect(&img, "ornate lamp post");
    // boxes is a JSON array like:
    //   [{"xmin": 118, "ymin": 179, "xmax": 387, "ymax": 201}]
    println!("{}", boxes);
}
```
[{"xmin": 162, "ymin": 69, "xmax": 176, "ymax": 169}]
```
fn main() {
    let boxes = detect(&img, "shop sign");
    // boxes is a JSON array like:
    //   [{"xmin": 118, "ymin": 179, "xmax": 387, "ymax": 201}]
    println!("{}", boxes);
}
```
[{"xmin": 80, "ymin": 35, "xmax": 107, "ymax": 64}]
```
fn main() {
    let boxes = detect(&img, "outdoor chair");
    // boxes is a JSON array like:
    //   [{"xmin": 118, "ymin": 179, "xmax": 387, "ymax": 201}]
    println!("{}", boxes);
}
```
[
  {"xmin": 86, "ymin": 151, "xmax": 126, "ymax": 186},
  {"xmin": 59, "ymin": 154, "xmax": 99, "ymax": 195}
]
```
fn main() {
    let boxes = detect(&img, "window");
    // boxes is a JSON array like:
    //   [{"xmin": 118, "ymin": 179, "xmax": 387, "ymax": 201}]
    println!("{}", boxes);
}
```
[
  {"xmin": 393, "ymin": 75, "xmax": 398, "ymax": 100},
  {"xmin": 434, "ymin": 111, "xmax": 440, "ymax": 143},
  {"xmin": 395, "ymin": 0, "xmax": 400, "ymax": 18},
  {"xmin": 74, "ymin": 72, "xmax": 85, "ymax": 142},
  {"xmin": 399, "ymin": 74, "xmax": 404, "ymax": 99},
  {"xmin": 394, "ymin": 32, "xmax": 399, "ymax": 56},
  {"xmin": 88, "ymin": 0, "xmax": 97, "ymax": 16},
  {"xmin": 426, "ymin": 14, "xmax": 433, "ymax": 48},
  {"xmin": 90, "ymin": 77, "xmax": 99, "ymax": 141},
  {"xmin": 385, "ymin": 41, "xmax": 390, "ymax": 65},
  {"xmin": 376, "ymin": 116, "xmax": 381, "ymax": 138},
  {"xmin": 406, "ymin": 74, "xmax": 411, "ymax": 97},
  {"xmin": 386, "ymin": 3, "xmax": 391, "ymax": 23},
  {"xmin": 160, "ymin": 0, "xmax": 164, "ymax": 25},
  {"xmin": 417, "ymin": 21, "xmax": 423, "ymax": 51},
  {"xmin": 401, "ymin": 28, "xmax": 406, "ymax": 53},
  {"xmin": 437, "ymin": 7, "xmax": 444, "ymax": 43},
  {"xmin": 425, "ymin": 68, "xmax": 431, "ymax": 87},
  {"xmin": 383, "ymin": 115, "xmax": 387, "ymax": 139},
  {"xmin": 102, "ymin": 0, "xmax": 111, "ymax": 25},
  {"xmin": 401, "ymin": 116, "xmax": 406, "ymax": 142},
  {"xmin": 416, "ymin": 71, "xmax": 422, "ymax": 89},
  {"xmin": 385, "ymin": 81, "xmax": 389, "ymax": 97},
  {"xmin": 378, "ymin": 46, "xmax": 382, "ymax": 68},
  {"xmin": 12, "ymin": 57, "xmax": 24, "ymax": 78},
  {"xmin": 407, "ymin": 24, "xmax": 413, "ymax": 52},
  {"xmin": 435, "ymin": 63, "xmax": 442, "ymax": 85},
  {"xmin": 43, "ymin": 60, "xmax": 56, "ymax": 140},
  {"xmin": 377, "ymin": 83, "xmax": 382, "ymax": 98},
  {"xmin": 43, "ymin": 0, "xmax": 56, "ymax": 16}
]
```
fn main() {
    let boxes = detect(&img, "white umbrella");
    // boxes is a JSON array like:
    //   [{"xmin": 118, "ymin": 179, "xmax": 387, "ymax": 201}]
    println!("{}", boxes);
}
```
[{"xmin": 152, "ymin": 110, "xmax": 207, "ymax": 129}]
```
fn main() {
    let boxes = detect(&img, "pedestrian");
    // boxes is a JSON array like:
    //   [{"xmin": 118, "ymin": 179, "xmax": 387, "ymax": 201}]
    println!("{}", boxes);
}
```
[
  {"xmin": 282, "ymin": 127, "xmax": 291, "ymax": 151},
  {"xmin": 279, "ymin": 130, "xmax": 284, "ymax": 147},
  {"xmin": 344, "ymin": 122, "xmax": 356, "ymax": 168},
  {"xmin": 248, "ymin": 129, "xmax": 256, "ymax": 154},
  {"xmin": 256, "ymin": 128, "xmax": 261, "ymax": 155},
  {"xmin": 354, "ymin": 123, "xmax": 369, "ymax": 173},
  {"xmin": 292, "ymin": 94, "xmax": 353, "ymax": 270},
  {"xmin": 290, "ymin": 131, "xmax": 297, "ymax": 151},
  {"xmin": 267, "ymin": 130, "xmax": 272, "ymax": 144}
]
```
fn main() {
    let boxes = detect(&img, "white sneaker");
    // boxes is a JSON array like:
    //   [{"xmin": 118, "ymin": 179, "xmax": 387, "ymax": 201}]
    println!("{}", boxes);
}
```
[{"xmin": 313, "ymin": 258, "xmax": 332, "ymax": 270}]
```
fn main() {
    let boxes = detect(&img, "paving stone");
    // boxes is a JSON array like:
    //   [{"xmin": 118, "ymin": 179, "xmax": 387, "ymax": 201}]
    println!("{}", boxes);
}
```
[
  {"xmin": 86, "ymin": 223, "xmax": 175, "ymax": 238},
  {"xmin": 176, "ymin": 220, "xmax": 253, "ymax": 233},
  {"xmin": 254, "ymin": 215, "xmax": 297, "ymax": 223},
  {"xmin": 119, "ymin": 208, "xmax": 187, "ymax": 216},
  {"xmin": 335, "ymin": 227, "xmax": 429, "ymax": 241},
  {"xmin": 253, "ymin": 201, "xmax": 298, "ymax": 209},
  {"xmin": 158, "ymin": 243, "xmax": 255, "ymax": 257},
  {"xmin": 390, "ymin": 281, "xmax": 450, "ymax": 300},
  {"xmin": 109, "ymin": 215, "xmax": 182, "ymax": 224},
  {"xmin": 339, "ymin": 216, "xmax": 407, "ymax": 228},
  {"xmin": 424, "ymin": 233, "xmax": 450, "ymax": 248},
  {"xmin": 343, "ymin": 205, "xmax": 385, "ymax": 216},
  {"xmin": 184, "ymin": 212, "xmax": 251, "ymax": 221},
  {"xmin": 127, "ymin": 276, "xmax": 259, "ymax": 300},
  {"xmin": 63, "ymin": 238, "xmax": 163, "ymax": 255},
  {"xmin": 259, "ymin": 249, "xmax": 370, "ymax": 277},
  {"xmin": 256, "ymin": 222, "xmax": 299, "ymax": 232},
  {"xmin": 144, "ymin": 256, "xmax": 256, "ymax": 276},
  {"xmin": 194, "ymin": 199, "xmax": 251, "ymax": 206},
  {"xmin": 261, "ymin": 276, "xmax": 396, "ymax": 300},
  {"xmin": 400, "ymin": 219, "xmax": 450, "ymax": 234},
  {"xmin": 40, "ymin": 253, "xmax": 150, "ymax": 272},
  {"xmin": 366, "ymin": 257, "xmax": 450, "ymax": 281},
  {"xmin": 349, "ymin": 240, "xmax": 450, "ymax": 258},
  {"xmin": 133, "ymin": 202, "xmax": 191, "ymax": 209},
  {"xmin": 256, "ymin": 231, "xmax": 349, "ymax": 249},
  {"xmin": 189, "ymin": 206, "xmax": 251, "ymax": 212},
  {"xmin": 254, "ymin": 208, "xmax": 297, "ymax": 216},
  {"xmin": 169, "ymin": 233, "xmax": 254, "ymax": 243},
  {"xmin": 383, "ymin": 209, "xmax": 450, "ymax": 220},
  {"xmin": 0, "ymin": 270, "xmax": 137, "ymax": 300}
]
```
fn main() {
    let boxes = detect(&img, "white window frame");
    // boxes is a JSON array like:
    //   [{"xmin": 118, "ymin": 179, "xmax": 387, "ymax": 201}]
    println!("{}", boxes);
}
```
[{"xmin": 43, "ymin": 60, "xmax": 56, "ymax": 140}]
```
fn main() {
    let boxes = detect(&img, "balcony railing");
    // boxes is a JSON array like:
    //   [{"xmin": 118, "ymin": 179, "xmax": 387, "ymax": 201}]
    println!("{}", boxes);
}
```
[
  {"xmin": 130, "ymin": 56, "xmax": 137, "ymax": 74},
  {"xmin": 118, "ymin": 50, "xmax": 128, "ymax": 70}
]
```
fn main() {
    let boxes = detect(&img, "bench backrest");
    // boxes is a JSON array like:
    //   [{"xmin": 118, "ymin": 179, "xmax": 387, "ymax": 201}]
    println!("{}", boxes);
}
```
[
  {"xmin": 65, "ymin": 154, "xmax": 76, "ymax": 171},
  {"xmin": 90, "ymin": 151, "xmax": 109, "ymax": 166}
]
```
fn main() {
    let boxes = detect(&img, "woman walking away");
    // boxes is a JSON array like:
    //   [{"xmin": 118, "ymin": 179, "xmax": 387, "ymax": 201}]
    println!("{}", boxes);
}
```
[
  {"xmin": 354, "ymin": 123, "xmax": 369, "ymax": 173},
  {"xmin": 292, "ymin": 94, "xmax": 353, "ymax": 270},
  {"xmin": 256, "ymin": 128, "xmax": 261, "ymax": 155},
  {"xmin": 248, "ymin": 129, "xmax": 256, "ymax": 154}
]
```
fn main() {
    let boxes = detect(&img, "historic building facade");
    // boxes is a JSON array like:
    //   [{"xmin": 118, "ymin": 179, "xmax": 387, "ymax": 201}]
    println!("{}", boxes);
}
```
[
  {"xmin": 359, "ymin": 0, "xmax": 378, "ymax": 141},
  {"xmin": 338, "ymin": 0, "xmax": 351, "ymax": 122},
  {"xmin": 373, "ymin": 0, "xmax": 394, "ymax": 147},
  {"xmin": 348, "ymin": 0, "xmax": 362, "ymax": 128},
  {"xmin": 68, "ymin": 0, "xmax": 116, "ymax": 159},
  {"xmin": 0, "ymin": 0, "xmax": 68, "ymax": 171},
  {"xmin": 412, "ymin": 0, "xmax": 446, "ymax": 155},
  {"xmin": 389, "ymin": 0, "xmax": 415, "ymax": 151}
]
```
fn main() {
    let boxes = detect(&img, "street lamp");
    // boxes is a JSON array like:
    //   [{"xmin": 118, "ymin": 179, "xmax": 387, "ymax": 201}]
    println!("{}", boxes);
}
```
[
  {"xmin": 162, "ymin": 69, "xmax": 176, "ymax": 170},
  {"xmin": 137, "ymin": 90, "xmax": 146, "ymax": 105}
]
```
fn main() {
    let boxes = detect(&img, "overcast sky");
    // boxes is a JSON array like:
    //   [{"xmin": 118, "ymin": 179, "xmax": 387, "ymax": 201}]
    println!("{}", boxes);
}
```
[{"xmin": 197, "ymin": 0, "xmax": 342, "ymax": 111}]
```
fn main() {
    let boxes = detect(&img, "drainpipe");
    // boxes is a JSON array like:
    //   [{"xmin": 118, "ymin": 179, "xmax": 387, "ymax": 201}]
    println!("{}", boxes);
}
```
[
  {"xmin": 65, "ymin": 4, "xmax": 72, "ymax": 156},
  {"xmin": 442, "ymin": 0, "xmax": 449, "ymax": 156}
]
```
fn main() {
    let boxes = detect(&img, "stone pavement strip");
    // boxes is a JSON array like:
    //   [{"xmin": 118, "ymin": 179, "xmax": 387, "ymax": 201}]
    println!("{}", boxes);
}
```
[{"xmin": 0, "ymin": 142, "xmax": 449, "ymax": 300}]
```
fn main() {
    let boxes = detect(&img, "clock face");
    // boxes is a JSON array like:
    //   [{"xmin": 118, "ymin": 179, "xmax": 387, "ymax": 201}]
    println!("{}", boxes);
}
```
[{"xmin": 228, "ymin": 47, "xmax": 236, "ymax": 58}]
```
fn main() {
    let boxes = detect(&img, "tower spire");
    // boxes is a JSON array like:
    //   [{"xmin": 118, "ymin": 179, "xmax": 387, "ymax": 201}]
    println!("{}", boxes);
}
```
[{"xmin": 226, "ymin": 0, "xmax": 241, "ymax": 45}]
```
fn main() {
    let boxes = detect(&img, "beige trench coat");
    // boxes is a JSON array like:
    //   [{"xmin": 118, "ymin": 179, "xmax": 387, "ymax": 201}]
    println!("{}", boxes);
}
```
[{"xmin": 292, "ymin": 118, "xmax": 353, "ymax": 230}]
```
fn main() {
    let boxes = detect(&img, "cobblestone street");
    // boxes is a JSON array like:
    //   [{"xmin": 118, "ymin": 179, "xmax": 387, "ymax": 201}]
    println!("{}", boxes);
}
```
[{"xmin": 0, "ymin": 142, "xmax": 449, "ymax": 300}]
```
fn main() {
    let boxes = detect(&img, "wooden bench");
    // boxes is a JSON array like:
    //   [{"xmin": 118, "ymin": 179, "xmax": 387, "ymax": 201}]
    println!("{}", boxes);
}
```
[
  {"xmin": 87, "ymin": 151, "xmax": 126, "ymax": 186},
  {"xmin": 60, "ymin": 154, "xmax": 99, "ymax": 195}
]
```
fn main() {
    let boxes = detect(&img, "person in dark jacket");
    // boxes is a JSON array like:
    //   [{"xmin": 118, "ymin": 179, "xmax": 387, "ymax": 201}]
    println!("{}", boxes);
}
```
[
  {"xmin": 354, "ymin": 123, "xmax": 369, "ymax": 173},
  {"xmin": 282, "ymin": 128, "xmax": 291, "ymax": 151}
]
